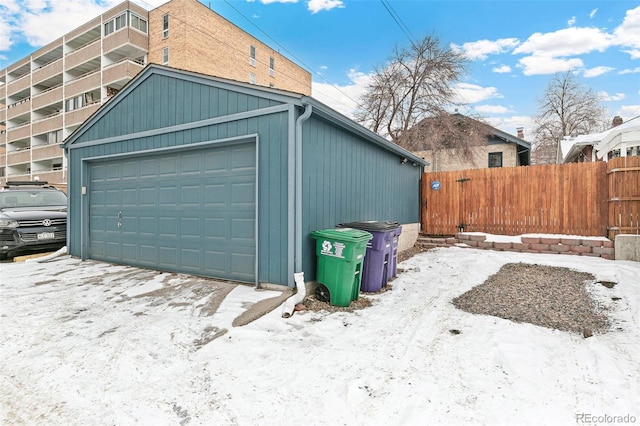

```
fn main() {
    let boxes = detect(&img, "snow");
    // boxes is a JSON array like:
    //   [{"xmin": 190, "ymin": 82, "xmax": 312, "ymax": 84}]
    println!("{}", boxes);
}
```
[{"xmin": 1, "ymin": 247, "xmax": 639, "ymax": 425}]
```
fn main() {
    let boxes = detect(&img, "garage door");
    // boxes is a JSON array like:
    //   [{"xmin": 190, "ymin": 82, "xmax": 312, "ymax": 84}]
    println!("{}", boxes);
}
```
[{"xmin": 87, "ymin": 142, "xmax": 256, "ymax": 283}]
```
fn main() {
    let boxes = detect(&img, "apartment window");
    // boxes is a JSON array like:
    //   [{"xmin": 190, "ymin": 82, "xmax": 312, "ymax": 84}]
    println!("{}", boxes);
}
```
[
  {"xmin": 104, "ymin": 20, "xmax": 114, "ymax": 35},
  {"xmin": 65, "ymin": 95, "xmax": 83, "ymax": 112},
  {"xmin": 47, "ymin": 130, "xmax": 63, "ymax": 145},
  {"xmin": 249, "ymin": 73, "xmax": 256, "ymax": 84},
  {"xmin": 608, "ymin": 149, "xmax": 621, "ymax": 160},
  {"xmin": 269, "ymin": 57, "xmax": 275, "ymax": 77},
  {"xmin": 249, "ymin": 45, "xmax": 256, "ymax": 67},
  {"xmin": 130, "ymin": 13, "xmax": 147, "ymax": 33},
  {"xmin": 162, "ymin": 14, "xmax": 169, "ymax": 38},
  {"xmin": 115, "ymin": 12, "xmax": 127, "ymax": 31},
  {"xmin": 488, "ymin": 152, "xmax": 503, "ymax": 168},
  {"xmin": 162, "ymin": 47, "xmax": 169, "ymax": 65}
]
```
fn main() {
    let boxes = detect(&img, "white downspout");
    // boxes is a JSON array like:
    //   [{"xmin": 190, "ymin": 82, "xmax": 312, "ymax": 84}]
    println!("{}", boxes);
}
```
[
  {"xmin": 281, "ymin": 272, "xmax": 306, "ymax": 318},
  {"xmin": 282, "ymin": 103, "xmax": 312, "ymax": 318}
]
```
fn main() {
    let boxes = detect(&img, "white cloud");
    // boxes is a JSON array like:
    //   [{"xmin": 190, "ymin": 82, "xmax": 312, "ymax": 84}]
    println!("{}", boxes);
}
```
[
  {"xmin": 622, "ymin": 49, "xmax": 640, "ymax": 59},
  {"xmin": 475, "ymin": 104, "xmax": 511, "ymax": 114},
  {"xmin": 517, "ymin": 56, "xmax": 583, "ymax": 76},
  {"xmin": 0, "ymin": 0, "xmax": 124, "ymax": 49},
  {"xmin": 311, "ymin": 69, "xmax": 371, "ymax": 119},
  {"xmin": 484, "ymin": 115, "xmax": 535, "ymax": 138},
  {"xmin": 492, "ymin": 65, "xmax": 511, "ymax": 74},
  {"xmin": 598, "ymin": 91, "xmax": 626, "ymax": 101},
  {"xmin": 613, "ymin": 6, "xmax": 640, "ymax": 49},
  {"xmin": 452, "ymin": 82, "xmax": 502, "ymax": 104},
  {"xmin": 451, "ymin": 38, "xmax": 520, "ymax": 61},
  {"xmin": 307, "ymin": 0, "xmax": 344, "ymax": 14},
  {"xmin": 619, "ymin": 67, "xmax": 640, "ymax": 74},
  {"xmin": 589, "ymin": 8, "xmax": 598, "ymax": 19},
  {"xmin": 567, "ymin": 16, "xmax": 576, "ymax": 26},
  {"xmin": 513, "ymin": 27, "xmax": 612, "ymax": 57},
  {"xmin": 619, "ymin": 105, "xmax": 640, "ymax": 119},
  {"xmin": 259, "ymin": 0, "xmax": 298, "ymax": 4},
  {"xmin": 583, "ymin": 66, "xmax": 615, "ymax": 78}
]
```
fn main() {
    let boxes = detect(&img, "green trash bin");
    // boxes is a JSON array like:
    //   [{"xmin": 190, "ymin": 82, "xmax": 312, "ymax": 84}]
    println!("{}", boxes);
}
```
[{"xmin": 310, "ymin": 228, "xmax": 373, "ymax": 307}]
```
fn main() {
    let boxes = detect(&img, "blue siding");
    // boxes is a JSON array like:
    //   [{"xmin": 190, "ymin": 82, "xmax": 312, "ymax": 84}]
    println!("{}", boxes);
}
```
[
  {"xmin": 301, "ymin": 115, "xmax": 422, "ymax": 279},
  {"xmin": 68, "ymin": 75, "xmax": 291, "ymax": 286}
]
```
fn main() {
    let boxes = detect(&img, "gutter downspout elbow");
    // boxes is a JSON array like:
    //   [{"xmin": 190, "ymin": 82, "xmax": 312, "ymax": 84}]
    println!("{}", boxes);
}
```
[{"xmin": 282, "ymin": 272, "xmax": 306, "ymax": 318}]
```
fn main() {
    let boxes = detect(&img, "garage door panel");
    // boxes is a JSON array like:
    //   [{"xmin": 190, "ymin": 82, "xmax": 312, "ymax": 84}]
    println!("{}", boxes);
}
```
[{"xmin": 89, "ymin": 142, "xmax": 256, "ymax": 282}]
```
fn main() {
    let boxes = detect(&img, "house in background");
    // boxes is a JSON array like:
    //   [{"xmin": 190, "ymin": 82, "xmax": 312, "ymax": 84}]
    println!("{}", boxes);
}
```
[
  {"xmin": 0, "ymin": 0, "xmax": 311, "ymax": 186},
  {"xmin": 560, "ymin": 116, "xmax": 640, "ymax": 163},
  {"xmin": 62, "ymin": 64, "xmax": 427, "ymax": 288},
  {"xmin": 407, "ymin": 113, "xmax": 531, "ymax": 172}
]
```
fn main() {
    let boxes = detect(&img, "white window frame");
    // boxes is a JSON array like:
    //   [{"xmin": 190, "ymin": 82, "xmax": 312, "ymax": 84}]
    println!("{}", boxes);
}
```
[
  {"xmin": 115, "ymin": 12, "xmax": 127, "ymax": 31},
  {"xmin": 249, "ymin": 73, "xmax": 256, "ymax": 84},
  {"xmin": 249, "ymin": 45, "xmax": 256, "ymax": 67},
  {"xmin": 162, "ymin": 14, "xmax": 169, "ymax": 38},
  {"xmin": 269, "ymin": 56, "xmax": 275, "ymax": 77},
  {"xmin": 130, "ymin": 13, "xmax": 147, "ymax": 34},
  {"xmin": 104, "ymin": 20, "xmax": 114, "ymax": 36},
  {"xmin": 162, "ymin": 47, "xmax": 169, "ymax": 65}
]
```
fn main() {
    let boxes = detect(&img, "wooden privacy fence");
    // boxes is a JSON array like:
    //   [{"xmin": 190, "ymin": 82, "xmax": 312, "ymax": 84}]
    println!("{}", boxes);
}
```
[{"xmin": 421, "ymin": 157, "xmax": 640, "ymax": 239}]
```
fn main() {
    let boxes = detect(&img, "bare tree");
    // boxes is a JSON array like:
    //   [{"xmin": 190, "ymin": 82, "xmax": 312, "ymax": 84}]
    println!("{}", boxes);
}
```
[
  {"xmin": 532, "ymin": 72, "xmax": 608, "ymax": 164},
  {"xmin": 355, "ymin": 35, "xmax": 467, "ymax": 146}
]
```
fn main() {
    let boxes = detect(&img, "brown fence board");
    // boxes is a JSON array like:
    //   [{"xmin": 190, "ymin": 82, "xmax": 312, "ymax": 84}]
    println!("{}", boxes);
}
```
[
  {"xmin": 421, "ymin": 162, "xmax": 610, "ymax": 237},
  {"xmin": 608, "ymin": 156, "xmax": 640, "ymax": 238}
]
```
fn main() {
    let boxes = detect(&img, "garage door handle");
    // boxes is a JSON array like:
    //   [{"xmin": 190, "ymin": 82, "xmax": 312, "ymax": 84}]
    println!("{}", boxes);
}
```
[{"xmin": 117, "ymin": 211, "xmax": 122, "ymax": 228}]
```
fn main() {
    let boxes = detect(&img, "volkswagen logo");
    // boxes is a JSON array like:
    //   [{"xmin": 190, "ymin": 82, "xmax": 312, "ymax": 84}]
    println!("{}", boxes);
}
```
[{"xmin": 42, "ymin": 219, "xmax": 52, "ymax": 227}]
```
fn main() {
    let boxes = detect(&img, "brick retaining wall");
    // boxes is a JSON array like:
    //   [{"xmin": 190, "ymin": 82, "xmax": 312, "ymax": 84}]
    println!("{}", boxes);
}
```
[{"xmin": 447, "ymin": 233, "xmax": 615, "ymax": 260}]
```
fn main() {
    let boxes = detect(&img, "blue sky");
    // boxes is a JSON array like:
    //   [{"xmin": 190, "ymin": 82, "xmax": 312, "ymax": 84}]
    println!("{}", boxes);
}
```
[{"xmin": 1, "ymin": 0, "xmax": 639, "ymax": 138}]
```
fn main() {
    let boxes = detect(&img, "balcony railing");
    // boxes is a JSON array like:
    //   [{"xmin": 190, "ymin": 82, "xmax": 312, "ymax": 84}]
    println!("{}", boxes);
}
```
[
  {"xmin": 103, "ymin": 58, "xmax": 145, "ymax": 85},
  {"xmin": 32, "ymin": 85, "xmax": 63, "ymax": 110},
  {"xmin": 32, "ymin": 58, "xmax": 63, "ymax": 85},
  {"xmin": 65, "ymin": 70, "xmax": 101, "ymax": 99},
  {"xmin": 32, "ymin": 143, "xmax": 63, "ymax": 161},
  {"xmin": 32, "ymin": 113, "xmax": 63, "ymax": 135},
  {"xmin": 65, "ymin": 39, "xmax": 101, "ymax": 70}
]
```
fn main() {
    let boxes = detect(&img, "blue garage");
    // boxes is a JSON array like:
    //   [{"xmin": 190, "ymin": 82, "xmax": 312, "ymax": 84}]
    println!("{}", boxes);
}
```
[{"xmin": 63, "ymin": 65, "xmax": 427, "ymax": 287}]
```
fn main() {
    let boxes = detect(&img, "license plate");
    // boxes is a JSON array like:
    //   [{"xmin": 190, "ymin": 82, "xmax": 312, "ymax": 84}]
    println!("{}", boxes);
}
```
[{"xmin": 37, "ymin": 232, "xmax": 55, "ymax": 240}]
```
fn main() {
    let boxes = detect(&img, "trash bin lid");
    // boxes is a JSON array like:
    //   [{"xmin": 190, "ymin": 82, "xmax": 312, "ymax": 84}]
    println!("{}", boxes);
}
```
[
  {"xmin": 311, "ymin": 227, "xmax": 373, "ymax": 242},
  {"xmin": 338, "ymin": 221, "xmax": 400, "ymax": 232}
]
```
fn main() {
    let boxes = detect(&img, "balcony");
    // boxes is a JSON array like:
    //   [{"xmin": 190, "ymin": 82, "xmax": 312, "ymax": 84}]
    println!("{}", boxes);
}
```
[
  {"xmin": 103, "ymin": 28, "xmax": 148, "ymax": 59},
  {"xmin": 65, "ymin": 40, "xmax": 101, "ymax": 70},
  {"xmin": 65, "ymin": 70, "xmax": 101, "ymax": 98},
  {"xmin": 6, "ymin": 98, "xmax": 31, "ymax": 120},
  {"xmin": 7, "ymin": 149, "xmax": 31, "ymax": 165},
  {"xmin": 32, "ymin": 143, "xmax": 63, "ymax": 162},
  {"xmin": 7, "ymin": 74, "xmax": 30, "ymax": 96},
  {"xmin": 0, "ymin": 106, "xmax": 5, "ymax": 123},
  {"xmin": 0, "ymin": 83, "xmax": 5, "ymax": 99},
  {"xmin": 103, "ymin": 59, "xmax": 145, "ymax": 86},
  {"xmin": 31, "ymin": 169, "xmax": 65, "ymax": 184},
  {"xmin": 7, "ymin": 124, "xmax": 31, "ymax": 142},
  {"xmin": 65, "ymin": 103, "xmax": 100, "ymax": 127},
  {"xmin": 32, "ymin": 114, "xmax": 63, "ymax": 136},
  {"xmin": 32, "ymin": 58, "xmax": 63, "ymax": 86},
  {"xmin": 32, "ymin": 86, "xmax": 63, "ymax": 110}
]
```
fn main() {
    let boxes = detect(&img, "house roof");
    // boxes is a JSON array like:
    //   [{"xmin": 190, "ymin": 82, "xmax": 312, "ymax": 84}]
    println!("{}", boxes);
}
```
[
  {"xmin": 560, "ymin": 116, "xmax": 640, "ymax": 162},
  {"xmin": 410, "ymin": 112, "xmax": 531, "ymax": 150},
  {"xmin": 63, "ymin": 64, "xmax": 428, "ymax": 166}
]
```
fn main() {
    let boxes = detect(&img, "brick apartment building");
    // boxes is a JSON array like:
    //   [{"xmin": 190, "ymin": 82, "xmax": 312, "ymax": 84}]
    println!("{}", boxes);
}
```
[{"xmin": 0, "ymin": 0, "xmax": 312, "ymax": 185}]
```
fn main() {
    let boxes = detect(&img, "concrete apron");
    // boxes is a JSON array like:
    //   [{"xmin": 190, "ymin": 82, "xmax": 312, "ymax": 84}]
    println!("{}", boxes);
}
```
[{"xmin": 14, "ymin": 253, "xmax": 292, "ymax": 328}]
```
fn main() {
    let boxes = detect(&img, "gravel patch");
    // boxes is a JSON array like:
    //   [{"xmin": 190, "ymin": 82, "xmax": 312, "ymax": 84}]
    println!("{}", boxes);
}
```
[{"xmin": 452, "ymin": 263, "xmax": 611, "ymax": 335}]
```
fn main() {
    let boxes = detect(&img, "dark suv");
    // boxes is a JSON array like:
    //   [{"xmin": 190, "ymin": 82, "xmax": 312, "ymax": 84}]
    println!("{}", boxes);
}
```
[{"xmin": 0, "ymin": 181, "xmax": 67, "ymax": 260}]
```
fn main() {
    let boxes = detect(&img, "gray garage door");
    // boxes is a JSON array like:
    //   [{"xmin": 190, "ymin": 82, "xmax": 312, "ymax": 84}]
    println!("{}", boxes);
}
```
[{"xmin": 88, "ymin": 142, "xmax": 256, "ymax": 283}]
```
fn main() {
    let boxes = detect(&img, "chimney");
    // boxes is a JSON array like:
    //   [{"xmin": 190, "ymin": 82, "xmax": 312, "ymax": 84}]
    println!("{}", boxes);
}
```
[
  {"xmin": 612, "ymin": 116, "xmax": 623, "ymax": 127},
  {"xmin": 516, "ymin": 127, "xmax": 524, "ymax": 139}
]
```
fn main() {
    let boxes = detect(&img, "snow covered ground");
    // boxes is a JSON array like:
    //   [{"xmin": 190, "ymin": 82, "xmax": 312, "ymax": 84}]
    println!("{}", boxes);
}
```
[{"xmin": 1, "ymin": 246, "xmax": 639, "ymax": 425}]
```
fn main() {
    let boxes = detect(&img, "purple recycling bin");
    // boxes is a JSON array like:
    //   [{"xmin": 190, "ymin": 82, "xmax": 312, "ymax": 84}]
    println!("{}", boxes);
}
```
[
  {"xmin": 386, "ymin": 225, "xmax": 402, "ymax": 282},
  {"xmin": 337, "ymin": 221, "xmax": 400, "ymax": 293}
]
